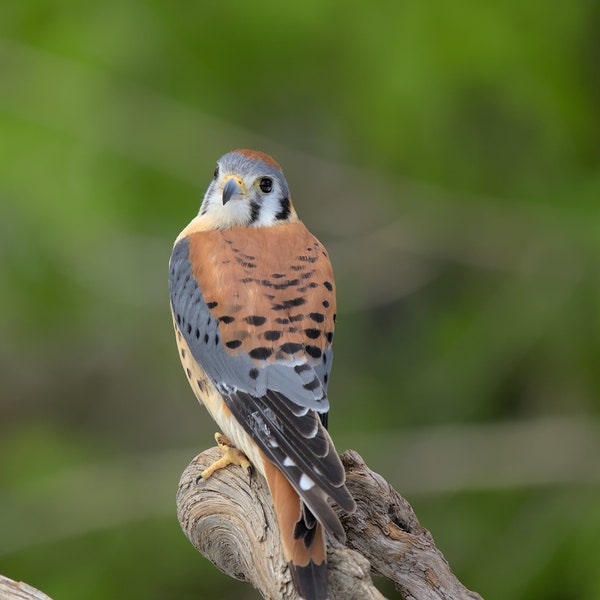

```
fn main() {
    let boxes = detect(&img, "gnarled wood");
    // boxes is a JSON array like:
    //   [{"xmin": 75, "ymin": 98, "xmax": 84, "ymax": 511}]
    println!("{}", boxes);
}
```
[
  {"xmin": 177, "ymin": 447, "xmax": 482, "ymax": 600},
  {"xmin": 0, "ymin": 576, "xmax": 53, "ymax": 600}
]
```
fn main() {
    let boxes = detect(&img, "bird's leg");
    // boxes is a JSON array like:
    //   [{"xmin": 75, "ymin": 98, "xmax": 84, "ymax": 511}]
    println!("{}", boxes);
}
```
[{"xmin": 200, "ymin": 432, "xmax": 253, "ymax": 481}]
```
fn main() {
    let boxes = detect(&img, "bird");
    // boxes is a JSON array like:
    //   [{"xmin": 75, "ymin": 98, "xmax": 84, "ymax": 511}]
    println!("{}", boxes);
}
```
[{"xmin": 169, "ymin": 149, "xmax": 356, "ymax": 600}]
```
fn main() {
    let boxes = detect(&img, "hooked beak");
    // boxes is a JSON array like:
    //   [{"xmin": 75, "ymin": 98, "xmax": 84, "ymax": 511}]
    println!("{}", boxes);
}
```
[{"xmin": 222, "ymin": 177, "xmax": 244, "ymax": 205}]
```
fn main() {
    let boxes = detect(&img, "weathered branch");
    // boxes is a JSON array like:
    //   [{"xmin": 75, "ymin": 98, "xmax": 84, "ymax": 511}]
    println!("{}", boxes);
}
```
[
  {"xmin": 0, "ymin": 575, "xmax": 53, "ymax": 600},
  {"xmin": 177, "ymin": 447, "xmax": 482, "ymax": 600}
]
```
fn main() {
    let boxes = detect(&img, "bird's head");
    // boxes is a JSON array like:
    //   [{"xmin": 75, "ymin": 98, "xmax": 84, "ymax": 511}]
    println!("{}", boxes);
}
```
[{"xmin": 198, "ymin": 149, "xmax": 298, "ymax": 228}]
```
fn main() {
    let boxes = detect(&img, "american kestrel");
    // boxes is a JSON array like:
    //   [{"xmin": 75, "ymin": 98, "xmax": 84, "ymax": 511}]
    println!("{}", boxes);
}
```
[{"xmin": 169, "ymin": 149, "xmax": 356, "ymax": 600}]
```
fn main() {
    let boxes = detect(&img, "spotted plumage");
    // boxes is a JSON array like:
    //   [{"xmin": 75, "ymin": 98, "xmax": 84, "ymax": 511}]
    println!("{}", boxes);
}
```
[{"xmin": 169, "ymin": 149, "xmax": 355, "ymax": 600}]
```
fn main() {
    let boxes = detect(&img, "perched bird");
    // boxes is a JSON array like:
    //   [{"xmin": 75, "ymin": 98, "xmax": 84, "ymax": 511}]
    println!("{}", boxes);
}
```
[{"xmin": 169, "ymin": 149, "xmax": 356, "ymax": 600}]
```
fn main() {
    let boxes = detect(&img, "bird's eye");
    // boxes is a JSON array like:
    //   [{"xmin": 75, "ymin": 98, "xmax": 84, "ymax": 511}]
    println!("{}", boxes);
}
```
[
  {"xmin": 213, "ymin": 166, "xmax": 219, "ymax": 179},
  {"xmin": 259, "ymin": 178, "xmax": 273, "ymax": 193}
]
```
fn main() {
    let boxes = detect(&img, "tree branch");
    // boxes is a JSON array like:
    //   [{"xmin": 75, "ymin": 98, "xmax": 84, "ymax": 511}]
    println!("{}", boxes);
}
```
[
  {"xmin": 177, "ymin": 447, "xmax": 482, "ymax": 600},
  {"xmin": 0, "ymin": 576, "xmax": 53, "ymax": 600}
]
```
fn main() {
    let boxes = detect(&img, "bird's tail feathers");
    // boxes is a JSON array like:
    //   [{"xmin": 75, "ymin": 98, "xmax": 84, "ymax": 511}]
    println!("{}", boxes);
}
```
[{"xmin": 262, "ymin": 457, "xmax": 329, "ymax": 600}]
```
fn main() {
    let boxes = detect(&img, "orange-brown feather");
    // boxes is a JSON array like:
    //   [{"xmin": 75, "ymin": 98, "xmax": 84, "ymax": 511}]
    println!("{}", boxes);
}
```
[
  {"xmin": 234, "ymin": 148, "xmax": 282, "ymax": 170},
  {"xmin": 260, "ymin": 453, "xmax": 326, "ymax": 567},
  {"xmin": 186, "ymin": 222, "xmax": 336, "ymax": 364}
]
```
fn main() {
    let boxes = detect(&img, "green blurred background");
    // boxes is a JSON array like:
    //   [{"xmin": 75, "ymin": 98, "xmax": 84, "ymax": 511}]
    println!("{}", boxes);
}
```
[{"xmin": 2, "ymin": 1, "xmax": 600, "ymax": 598}]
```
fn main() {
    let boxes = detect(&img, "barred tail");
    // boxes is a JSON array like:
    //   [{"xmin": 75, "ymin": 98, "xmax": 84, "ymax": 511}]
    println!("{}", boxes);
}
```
[{"xmin": 262, "ymin": 457, "xmax": 329, "ymax": 600}]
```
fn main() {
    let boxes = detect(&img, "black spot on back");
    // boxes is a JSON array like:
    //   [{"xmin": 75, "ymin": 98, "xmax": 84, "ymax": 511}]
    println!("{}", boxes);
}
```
[
  {"xmin": 297, "ymin": 255, "xmax": 318, "ymax": 264},
  {"xmin": 237, "ymin": 259, "xmax": 257, "ymax": 269},
  {"xmin": 272, "ymin": 297, "xmax": 307, "ymax": 311},
  {"xmin": 264, "ymin": 330, "xmax": 282, "ymax": 341},
  {"xmin": 273, "ymin": 278, "xmax": 300, "ymax": 290},
  {"xmin": 245, "ymin": 315, "xmax": 267, "ymax": 326},
  {"xmin": 249, "ymin": 347, "xmax": 273, "ymax": 360},
  {"xmin": 249, "ymin": 368, "xmax": 259, "ymax": 380},
  {"xmin": 226, "ymin": 340, "xmax": 242, "ymax": 349},
  {"xmin": 306, "ymin": 345, "xmax": 322, "ymax": 359},
  {"xmin": 309, "ymin": 312, "xmax": 325, "ymax": 323},
  {"xmin": 304, "ymin": 328, "xmax": 321, "ymax": 339},
  {"xmin": 303, "ymin": 376, "xmax": 321, "ymax": 391},
  {"xmin": 288, "ymin": 297, "xmax": 306, "ymax": 307},
  {"xmin": 280, "ymin": 342, "xmax": 303, "ymax": 354}
]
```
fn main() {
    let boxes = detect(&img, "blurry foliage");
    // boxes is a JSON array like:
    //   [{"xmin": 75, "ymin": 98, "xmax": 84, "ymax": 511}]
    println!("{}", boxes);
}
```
[{"xmin": 1, "ymin": 1, "xmax": 600, "ymax": 599}]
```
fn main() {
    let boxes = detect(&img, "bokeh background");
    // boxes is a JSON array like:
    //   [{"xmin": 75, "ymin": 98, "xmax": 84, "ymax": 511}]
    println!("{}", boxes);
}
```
[{"xmin": 2, "ymin": 2, "xmax": 600, "ymax": 599}]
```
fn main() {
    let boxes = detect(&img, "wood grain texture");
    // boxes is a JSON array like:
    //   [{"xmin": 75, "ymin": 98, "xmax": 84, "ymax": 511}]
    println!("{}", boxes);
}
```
[
  {"xmin": 177, "ymin": 447, "xmax": 483, "ymax": 600},
  {"xmin": 0, "ymin": 576, "xmax": 53, "ymax": 600}
]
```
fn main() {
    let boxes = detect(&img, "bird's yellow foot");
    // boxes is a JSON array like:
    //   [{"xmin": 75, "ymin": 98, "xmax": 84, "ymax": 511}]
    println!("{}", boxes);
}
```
[{"xmin": 201, "ymin": 432, "xmax": 252, "ymax": 480}]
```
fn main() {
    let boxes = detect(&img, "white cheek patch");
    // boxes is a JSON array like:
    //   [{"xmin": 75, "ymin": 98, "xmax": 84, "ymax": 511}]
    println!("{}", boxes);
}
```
[
  {"xmin": 299, "ymin": 473, "xmax": 315, "ymax": 491},
  {"xmin": 251, "ymin": 186, "xmax": 288, "ymax": 227}
]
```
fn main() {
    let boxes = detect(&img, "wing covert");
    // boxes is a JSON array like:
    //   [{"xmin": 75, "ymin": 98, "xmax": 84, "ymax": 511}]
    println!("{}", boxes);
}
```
[{"xmin": 223, "ymin": 388, "xmax": 356, "ymax": 538}]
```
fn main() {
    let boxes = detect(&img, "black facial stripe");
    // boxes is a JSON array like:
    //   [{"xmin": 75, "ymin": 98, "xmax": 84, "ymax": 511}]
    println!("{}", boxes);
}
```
[
  {"xmin": 249, "ymin": 200, "xmax": 261, "ymax": 223},
  {"xmin": 275, "ymin": 197, "xmax": 291, "ymax": 221}
]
